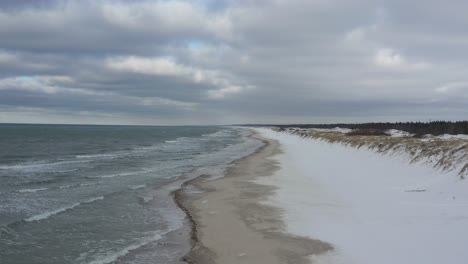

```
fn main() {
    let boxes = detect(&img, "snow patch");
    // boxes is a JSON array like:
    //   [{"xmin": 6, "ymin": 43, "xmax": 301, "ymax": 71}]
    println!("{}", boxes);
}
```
[
  {"xmin": 311, "ymin": 127, "xmax": 352, "ymax": 134},
  {"xmin": 386, "ymin": 129, "xmax": 413, "ymax": 137}
]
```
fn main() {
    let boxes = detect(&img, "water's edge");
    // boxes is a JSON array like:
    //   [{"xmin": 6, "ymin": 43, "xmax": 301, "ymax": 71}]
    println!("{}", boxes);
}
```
[{"xmin": 172, "ymin": 128, "xmax": 267, "ymax": 263}]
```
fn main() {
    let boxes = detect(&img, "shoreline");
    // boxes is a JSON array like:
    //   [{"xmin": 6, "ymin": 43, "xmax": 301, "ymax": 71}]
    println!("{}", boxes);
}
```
[{"xmin": 174, "ymin": 130, "xmax": 332, "ymax": 264}]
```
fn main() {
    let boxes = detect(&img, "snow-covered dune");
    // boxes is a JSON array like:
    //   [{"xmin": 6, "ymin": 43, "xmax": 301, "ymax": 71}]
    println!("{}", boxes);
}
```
[
  {"xmin": 278, "ymin": 127, "xmax": 467, "ymax": 178},
  {"xmin": 255, "ymin": 128, "xmax": 468, "ymax": 264}
]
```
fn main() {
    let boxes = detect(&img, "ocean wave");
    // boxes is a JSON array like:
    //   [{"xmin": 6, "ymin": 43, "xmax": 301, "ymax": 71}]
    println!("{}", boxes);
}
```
[
  {"xmin": 96, "ymin": 171, "xmax": 139, "ymax": 179},
  {"xmin": 96, "ymin": 169, "xmax": 153, "ymax": 179},
  {"xmin": 202, "ymin": 129, "xmax": 232, "ymax": 138},
  {"xmin": 84, "ymin": 196, "xmax": 104, "ymax": 203},
  {"xmin": 58, "ymin": 182, "xmax": 98, "ymax": 190},
  {"xmin": 75, "ymin": 153, "xmax": 122, "ymax": 159},
  {"xmin": 78, "ymin": 146, "xmax": 166, "ymax": 160},
  {"xmin": 1, "ymin": 147, "xmax": 156, "ymax": 172},
  {"xmin": 140, "ymin": 195, "xmax": 154, "ymax": 203},
  {"xmin": 25, "ymin": 196, "xmax": 104, "ymax": 222},
  {"xmin": 59, "ymin": 184, "xmax": 76, "ymax": 189},
  {"xmin": 17, "ymin": 187, "xmax": 49, "ymax": 193},
  {"xmin": 0, "ymin": 160, "xmax": 89, "ymax": 171},
  {"xmin": 86, "ymin": 232, "xmax": 164, "ymax": 264},
  {"xmin": 129, "ymin": 184, "xmax": 146, "ymax": 190}
]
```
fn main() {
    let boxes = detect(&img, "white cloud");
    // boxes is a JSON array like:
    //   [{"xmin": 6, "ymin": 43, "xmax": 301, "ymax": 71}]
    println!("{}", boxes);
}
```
[
  {"xmin": 374, "ymin": 48, "xmax": 431, "ymax": 71},
  {"xmin": 99, "ymin": 0, "xmax": 233, "ymax": 40},
  {"xmin": 375, "ymin": 48, "xmax": 404, "ymax": 66},
  {"xmin": 207, "ymin": 85, "xmax": 244, "ymax": 99},
  {"xmin": 107, "ymin": 56, "xmax": 251, "ymax": 99},
  {"xmin": 434, "ymin": 82, "xmax": 468, "ymax": 93},
  {"xmin": 108, "ymin": 56, "xmax": 193, "ymax": 77}
]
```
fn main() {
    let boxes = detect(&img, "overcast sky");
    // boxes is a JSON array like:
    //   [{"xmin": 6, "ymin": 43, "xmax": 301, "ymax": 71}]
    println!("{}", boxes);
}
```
[{"xmin": 0, "ymin": 0, "xmax": 467, "ymax": 125}]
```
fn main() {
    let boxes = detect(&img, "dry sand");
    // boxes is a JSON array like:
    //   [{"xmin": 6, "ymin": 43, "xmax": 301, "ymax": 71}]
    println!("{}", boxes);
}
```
[{"xmin": 174, "ymin": 132, "xmax": 332, "ymax": 264}]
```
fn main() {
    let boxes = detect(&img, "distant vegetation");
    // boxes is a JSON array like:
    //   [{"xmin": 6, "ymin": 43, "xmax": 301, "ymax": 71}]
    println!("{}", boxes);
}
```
[
  {"xmin": 265, "ymin": 121, "xmax": 468, "ymax": 137},
  {"xmin": 346, "ymin": 128, "xmax": 390, "ymax": 136}
]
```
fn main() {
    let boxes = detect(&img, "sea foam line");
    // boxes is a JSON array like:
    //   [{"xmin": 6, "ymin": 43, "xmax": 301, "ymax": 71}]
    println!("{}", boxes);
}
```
[
  {"xmin": 130, "ymin": 184, "xmax": 146, "ymax": 190},
  {"xmin": 0, "ymin": 160, "xmax": 90, "ymax": 170},
  {"xmin": 17, "ymin": 187, "xmax": 49, "ymax": 193},
  {"xmin": 25, "ymin": 196, "xmax": 104, "ymax": 222},
  {"xmin": 97, "ymin": 169, "xmax": 153, "ymax": 179},
  {"xmin": 87, "ymin": 232, "xmax": 164, "ymax": 264}
]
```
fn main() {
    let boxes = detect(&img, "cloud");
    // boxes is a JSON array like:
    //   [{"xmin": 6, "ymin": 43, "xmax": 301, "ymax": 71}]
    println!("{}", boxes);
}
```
[
  {"xmin": 207, "ymin": 85, "xmax": 246, "ymax": 99},
  {"xmin": 374, "ymin": 48, "xmax": 431, "ymax": 71},
  {"xmin": 434, "ymin": 82, "xmax": 468, "ymax": 94},
  {"xmin": 0, "ymin": 0, "xmax": 467, "ymax": 124},
  {"xmin": 0, "ymin": 77, "xmax": 68, "ymax": 94},
  {"xmin": 0, "ymin": 51, "xmax": 16, "ymax": 63},
  {"xmin": 0, "ymin": 0, "xmax": 233, "ymax": 55},
  {"xmin": 374, "ymin": 48, "xmax": 404, "ymax": 66},
  {"xmin": 344, "ymin": 25, "xmax": 378, "ymax": 44},
  {"xmin": 107, "ymin": 56, "xmax": 251, "ymax": 99},
  {"xmin": 108, "ymin": 56, "xmax": 193, "ymax": 77},
  {"xmin": 0, "ymin": 76, "xmax": 197, "ymax": 112}
]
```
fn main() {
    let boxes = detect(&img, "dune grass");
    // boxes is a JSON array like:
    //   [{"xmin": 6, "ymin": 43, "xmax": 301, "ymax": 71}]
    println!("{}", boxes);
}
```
[{"xmin": 273, "ymin": 127, "xmax": 468, "ymax": 179}]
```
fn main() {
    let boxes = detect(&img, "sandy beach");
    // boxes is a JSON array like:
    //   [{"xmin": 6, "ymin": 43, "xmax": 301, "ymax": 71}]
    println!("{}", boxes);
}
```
[{"xmin": 175, "ymin": 132, "xmax": 332, "ymax": 264}]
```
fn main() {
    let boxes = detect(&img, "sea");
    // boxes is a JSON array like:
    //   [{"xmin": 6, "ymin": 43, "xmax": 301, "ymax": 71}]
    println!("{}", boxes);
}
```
[{"xmin": 0, "ymin": 124, "xmax": 262, "ymax": 264}]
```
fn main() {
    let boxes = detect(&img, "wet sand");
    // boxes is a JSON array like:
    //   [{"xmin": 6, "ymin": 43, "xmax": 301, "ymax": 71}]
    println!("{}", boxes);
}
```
[{"xmin": 175, "ymin": 132, "xmax": 332, "ymax": 264}]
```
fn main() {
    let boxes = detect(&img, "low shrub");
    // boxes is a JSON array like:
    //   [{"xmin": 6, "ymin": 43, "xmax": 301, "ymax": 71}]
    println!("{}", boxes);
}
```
[{"xmin": 346, "ymin": 128, "xmax": 389, "ymax": 136}]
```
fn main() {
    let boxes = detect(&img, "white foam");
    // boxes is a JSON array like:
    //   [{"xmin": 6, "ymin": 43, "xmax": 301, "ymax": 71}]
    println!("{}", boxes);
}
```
[
  {"xmin": 87, "ymin": 232, "xmax": 164, "ymax": 264},
  {"xmin": 130, "ymin": 184, "xmax": 146, "ymax": 190},
  {"xmin": 75, "ymin": 153, "xmax": 120, "ymax": 159},
  {"xmin": 79, "ymin": 183, "xmax": 96, "ymax": 187},
  {"xmin": 84, "ymin": 196, "xmax": 104, "ymax": 203},
  {"xmin": 59, "ymin": 184, "xmax": 74, "ymax": 189},
  {"xmin": 25, "ymin": 203, "xmax": 81, "ymax": 222},
  {"xmin": 0, "ymin": 160, "xmax": 88, "ymax": 170},
  {"xmin": 142, "ymin": 196, "xmax": 154, "ymax": 203},
  {"xmin": 97, "ymin": 170, "xmax": 150, "ymax": 179},
  {"xmin": 25, "ymin": 196, "xmax": 104, "ymax": 222},
  {"xmin": 18, "ymin": 187, "xmax": 49, "ymax": 193}
]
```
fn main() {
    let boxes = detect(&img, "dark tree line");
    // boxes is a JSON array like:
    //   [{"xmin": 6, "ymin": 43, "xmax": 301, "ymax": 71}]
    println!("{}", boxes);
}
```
[{"xmin": 266, "ymin": 121, "xmax": 468, "ymax": 136}]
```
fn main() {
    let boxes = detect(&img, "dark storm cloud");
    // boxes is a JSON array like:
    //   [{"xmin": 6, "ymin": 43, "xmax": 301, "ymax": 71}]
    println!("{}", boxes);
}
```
[{"xmin": 0, "ymin": 0, "xmax": 467, "ymax": 125}]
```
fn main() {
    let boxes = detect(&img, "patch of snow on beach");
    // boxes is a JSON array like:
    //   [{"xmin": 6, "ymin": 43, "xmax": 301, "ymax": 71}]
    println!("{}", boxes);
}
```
[
  {"xmin": 312, "ymin": 127, "xmax": 352, "ymax": 133},
  {"xmin": 254, "ymin": 128, "xmax": 468, "ymax": 264},
  {"xmin": 386, "ymin": 129, "xmax": 413, "ymax": 137},
  {"xmin": 436, "ymin": 134, "xmax": 468, "ymax": 140}
]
